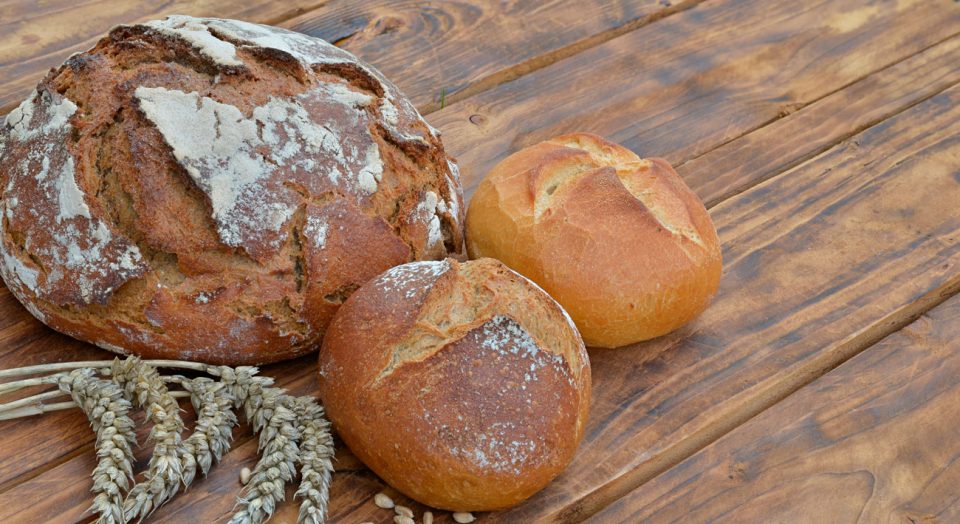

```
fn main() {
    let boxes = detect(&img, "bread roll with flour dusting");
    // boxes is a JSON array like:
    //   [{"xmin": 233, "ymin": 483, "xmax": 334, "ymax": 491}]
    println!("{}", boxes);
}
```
[
  {"xmin": 0, "ymin": 16, "xmax": 464, "ymax": 364},
  {"xmin": 319, "ymin": 258, "xmax": 591, "ymax": 511},
  {"xmin": 466, "ymin": 133, "xmax": 721, "ymax": 348}
]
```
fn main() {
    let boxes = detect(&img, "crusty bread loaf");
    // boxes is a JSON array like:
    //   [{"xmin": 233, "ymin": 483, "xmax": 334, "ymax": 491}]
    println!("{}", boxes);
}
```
[
  {"xmin": 466, "ymin": 133, "xmax": 721, "ymax": 347},
  {"xmin": 0, "ymin": 16, "xmax": 464, "ymax": 364},
  {"xmin": 318, "ymin": 258, "xmax": 591, "ymax": 511}
]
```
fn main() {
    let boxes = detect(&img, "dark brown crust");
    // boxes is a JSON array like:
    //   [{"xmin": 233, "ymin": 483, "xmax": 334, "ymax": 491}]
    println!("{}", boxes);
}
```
[
  {"xmin": 0, "ymin": 17, "xmax": 465, "ymax": 364},
  {"xmin": 318, "ymin": 258, "xmax": 591, "ymax": 511}
]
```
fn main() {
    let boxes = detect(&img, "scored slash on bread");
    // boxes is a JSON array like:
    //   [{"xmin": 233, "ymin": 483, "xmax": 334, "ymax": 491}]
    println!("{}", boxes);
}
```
[
  {"xmin": 466, "ymin": 133, "xmax": 722, "ymax": 347},
  {"xmin": 0, "ymin": 16, "xmax": 465, "ymax": 364},
  {"xmin": 318, "ymin": 258, "xmax": 590, "ymax": 512}
]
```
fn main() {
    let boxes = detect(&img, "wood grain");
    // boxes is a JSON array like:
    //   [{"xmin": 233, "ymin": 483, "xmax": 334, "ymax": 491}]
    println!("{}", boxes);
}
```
[
  {"xmin": 432, "ymin": 0, "xmax": 960, "ymax": 199},
  {"xmin": 0, "ymin": 0, "xmax": 699, "ymax": 116},
  {"xmin": 0, "ymin": 1, "xmax": 958, "ymax": 522},
  {"xmin": 0, "ymin": 0, "xmax": 325, "ymax": 114},
  {"xmin": 679, "ymin": 34, "xmax": 960, "ymax": 207},
  {"xmin": 484, "ymin": 82, "xmax": 960, "ymax": 523},
  {"xmin": 287, "ymin": 0, "xmax": 702, "ymax": 112},
  {"xmin": 166, "ymin": 60, "xmax": 960, "ymax": 524},
  {"xmin": 590, "ymin": 295, "xmax": 960, "ymax": 523},
  {"xmin": 0, "ymin": 0, "xmax": 705, "ymax": 500}
]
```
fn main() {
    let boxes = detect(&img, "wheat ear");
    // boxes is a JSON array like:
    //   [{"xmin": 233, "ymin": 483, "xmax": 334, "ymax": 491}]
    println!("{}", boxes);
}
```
[
  {"xmin": 111, "ymin": 358, "xmax": 186, "ymax": 522},
  {"xmin": 230, "ymin": 384, "xmax": 300, "ymax": 524},
  {"xmin": 57, "ymin": 369, "xmax": 137, "ymax": 524},
  {"xmin": 292, "ymin": 396, "xmax": 335, "ymax": 524},
  {"xmin": 176, "ymin": 376, "xmax": 239, "ymax": 486}
]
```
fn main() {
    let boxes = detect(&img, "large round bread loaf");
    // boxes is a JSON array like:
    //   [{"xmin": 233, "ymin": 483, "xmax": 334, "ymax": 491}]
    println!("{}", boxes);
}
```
[
  {"xmin": 318, "ymin": 258, "xmax": 591, "ymax": 511},
  {"xmin": 466, "ymin": 133, "xmax": 721, "ymax": 348},
  {"xmin": 0, "ymin": 16, "xmax": 464, "ymax": 364}
]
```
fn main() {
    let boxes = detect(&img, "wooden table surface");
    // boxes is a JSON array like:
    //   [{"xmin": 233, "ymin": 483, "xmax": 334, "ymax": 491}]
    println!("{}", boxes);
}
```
[{"xmin": 1, "ymin": 1, "xmax": 959, "ymax": 523}]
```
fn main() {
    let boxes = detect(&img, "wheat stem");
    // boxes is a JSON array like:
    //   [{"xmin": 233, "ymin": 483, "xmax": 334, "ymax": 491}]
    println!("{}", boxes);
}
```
[
  {"xmin": 0, "ymin": 359, "xmax": 211, "ymax": 379},
  {"xmin": 0, "ymin": 376, "xmax": 52, "ymax": 394},
  {"xmin": 0, "ymin": 400, "xmax": 77, "ymax": 420},
  {"xmin": 0, "ymin": 389, "xmax": 68, "ymax": 413},
  {"xmin": 0, "ymin": 391, "xmax": 192, "ymax": 420}
]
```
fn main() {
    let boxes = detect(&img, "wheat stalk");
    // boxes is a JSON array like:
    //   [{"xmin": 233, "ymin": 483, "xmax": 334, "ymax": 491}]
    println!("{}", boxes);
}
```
[
  {"xmin": 292, "ymin": 396, "xmax": 335, "ymax": 524},
  {"xmin": 111, "ymin": 358, "xmax": 187, "ymax": 522},
  {"xmin": 56, "ymin": 369, "xmax": 137, "ymax": 524},
  {"xmin": 1, "ymin": 358, "xmax": 337, "ymax": 524}
]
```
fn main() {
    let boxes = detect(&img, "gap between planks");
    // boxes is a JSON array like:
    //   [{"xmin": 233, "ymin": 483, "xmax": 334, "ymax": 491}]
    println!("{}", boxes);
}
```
[
  {"xmin": 412, "ymin": 0, "xmax": 705, "ymax": 114},
  {"xmin": 561, "ymin": 274, "xmax": 960, "ymax": 522},
  {"xmin": 683, "ymin": 31, "xmax": 960, "ymax": 208},
  {"xmin": 0, "ymin": 1, "xmax": 706, "ymax": 118}
]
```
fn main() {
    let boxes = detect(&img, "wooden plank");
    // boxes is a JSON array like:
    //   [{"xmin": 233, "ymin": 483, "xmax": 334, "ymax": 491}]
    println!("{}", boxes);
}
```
[
  {"xmin": 144, "ymin": 58, "xmax": 960, "ymax": 524},
  {"xmin": 480, "ymin": 83, "xmax": 960, "ymax": 523},
  {"xmin": 0, "ymin": 0, "xmax": 704, "ymax": 499},
  {"xmin": 432, "ymin": 0, "xmax": 960, "ymax": 199},
  {"xmin": 2, "ymin": 1, "xmax": 960, "ymax": 521},
  {"xmin": 0, "ymin": 0, "xmax": 699, "ymax": 115},
  {"xmin": 590, "ymin": 295, "xmax": 960, "ymax": 523},
  {"xmin": 678, "ymin": 34, "xmax": 960, "ymax": 207},
  {"xmin": 4, "ymin": 3, "xmax": 960, "ymax": 519},
  {"xmin": 286, "ymin": 0, "xmax": 701, "ymax": 112}
]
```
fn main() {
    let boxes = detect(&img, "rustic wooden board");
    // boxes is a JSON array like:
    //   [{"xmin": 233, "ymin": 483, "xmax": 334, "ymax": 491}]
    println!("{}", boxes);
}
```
[
  {"xmin": 110, "ymin": 58, "xmax": 960, "ymax": 523},
  {"xmin": 286, "ymin": 0, "xmax": 701, "ymax": 111},
  {"xmin": 496, "ymin": 82, "xmax": 960, "ymax": 523},
  {"xmin": 0, "ymin": 0, "xmax": 694, "ymax": 116},
  {"xmin": 0, "ymin": 0, "xmax": 958, "ymax": 522},
  {"xmin": 7, "ymin": 11, "xmax": 957, "ymax": 515},
  {"xmin": 433, "ymin": 0, "xmax": 960, "ymax": 198},
  {"xmin": 300, "ymin": 74, "xmax": 960, "ymax": 524},
  {"xmin": 0, "ymin": 0, "xmax": 697, "ymax": 498},
  {"xmin": 590, "ymin": 294, "xmax": 960, "ymax": 523}
]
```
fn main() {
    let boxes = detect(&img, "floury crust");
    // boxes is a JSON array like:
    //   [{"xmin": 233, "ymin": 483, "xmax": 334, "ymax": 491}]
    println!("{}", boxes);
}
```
[{"xmin": 0, "ymin": 16, "xmax": 465, "ymax": 364}]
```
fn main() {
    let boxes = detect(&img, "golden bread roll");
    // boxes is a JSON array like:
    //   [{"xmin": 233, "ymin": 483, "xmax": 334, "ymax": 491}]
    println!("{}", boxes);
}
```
[
  {"xmin": 318, "ymin": 258, "xmax": 590, "ymax": 511},
  {"xmin": 466, "ymin": 133, "xmax": 721, "ymax": 347}
]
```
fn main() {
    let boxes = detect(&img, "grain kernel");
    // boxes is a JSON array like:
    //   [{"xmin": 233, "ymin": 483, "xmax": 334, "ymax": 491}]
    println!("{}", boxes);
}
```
[
  {"xmin": 424, "ymin": 511, "xmax": 434, "ymax": 524},
  {"xmin": 394, "ymin": 516, "xmax": 415, "ymax": 524},
  {"xmin": 453, "ymin": 512, "xmax": 476, "ymax": 523},
  {"xmin": 375, "ymin": 492, "xmax": 395, "ymax": 509},
  {"xmin": 239, "ymin": 467, "xmax": 251, "ymax": 485},
  {"xmin": 395, "ymin": 505, "xmax": 414, "ymax": 518}
]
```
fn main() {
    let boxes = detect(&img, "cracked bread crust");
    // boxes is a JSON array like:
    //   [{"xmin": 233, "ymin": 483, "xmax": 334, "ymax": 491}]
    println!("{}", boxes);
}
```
[
  {"xmin": 318, "ymin": 258, "xmax": 590, "ymax": 511},
  {"xmin": 465, "ymin": 132, "xmax": 721, "ymax": 348},
  {"xmin": 0, "ymin": 16, "xmax": 465, "ymax": 365}
]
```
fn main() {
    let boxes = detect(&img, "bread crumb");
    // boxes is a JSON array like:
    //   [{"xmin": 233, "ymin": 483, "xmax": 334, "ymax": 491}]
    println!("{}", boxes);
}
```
[{"xmin": 374, "ymin": 492, "xmax": 395, "ymax": 509}]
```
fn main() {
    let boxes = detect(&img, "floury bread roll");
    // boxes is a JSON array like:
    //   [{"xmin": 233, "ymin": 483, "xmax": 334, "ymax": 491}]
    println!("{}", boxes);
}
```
[
  {"xmin": 0, "ymin": 16, "xmax": 464, "ymax": 364},
  {"xmin": 466, "ymin": 133, "xmax": 721, "ymax": 348},
  {"xmin": 318, "ymin": 258, "xmax": 590, "ymax": 511}
]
